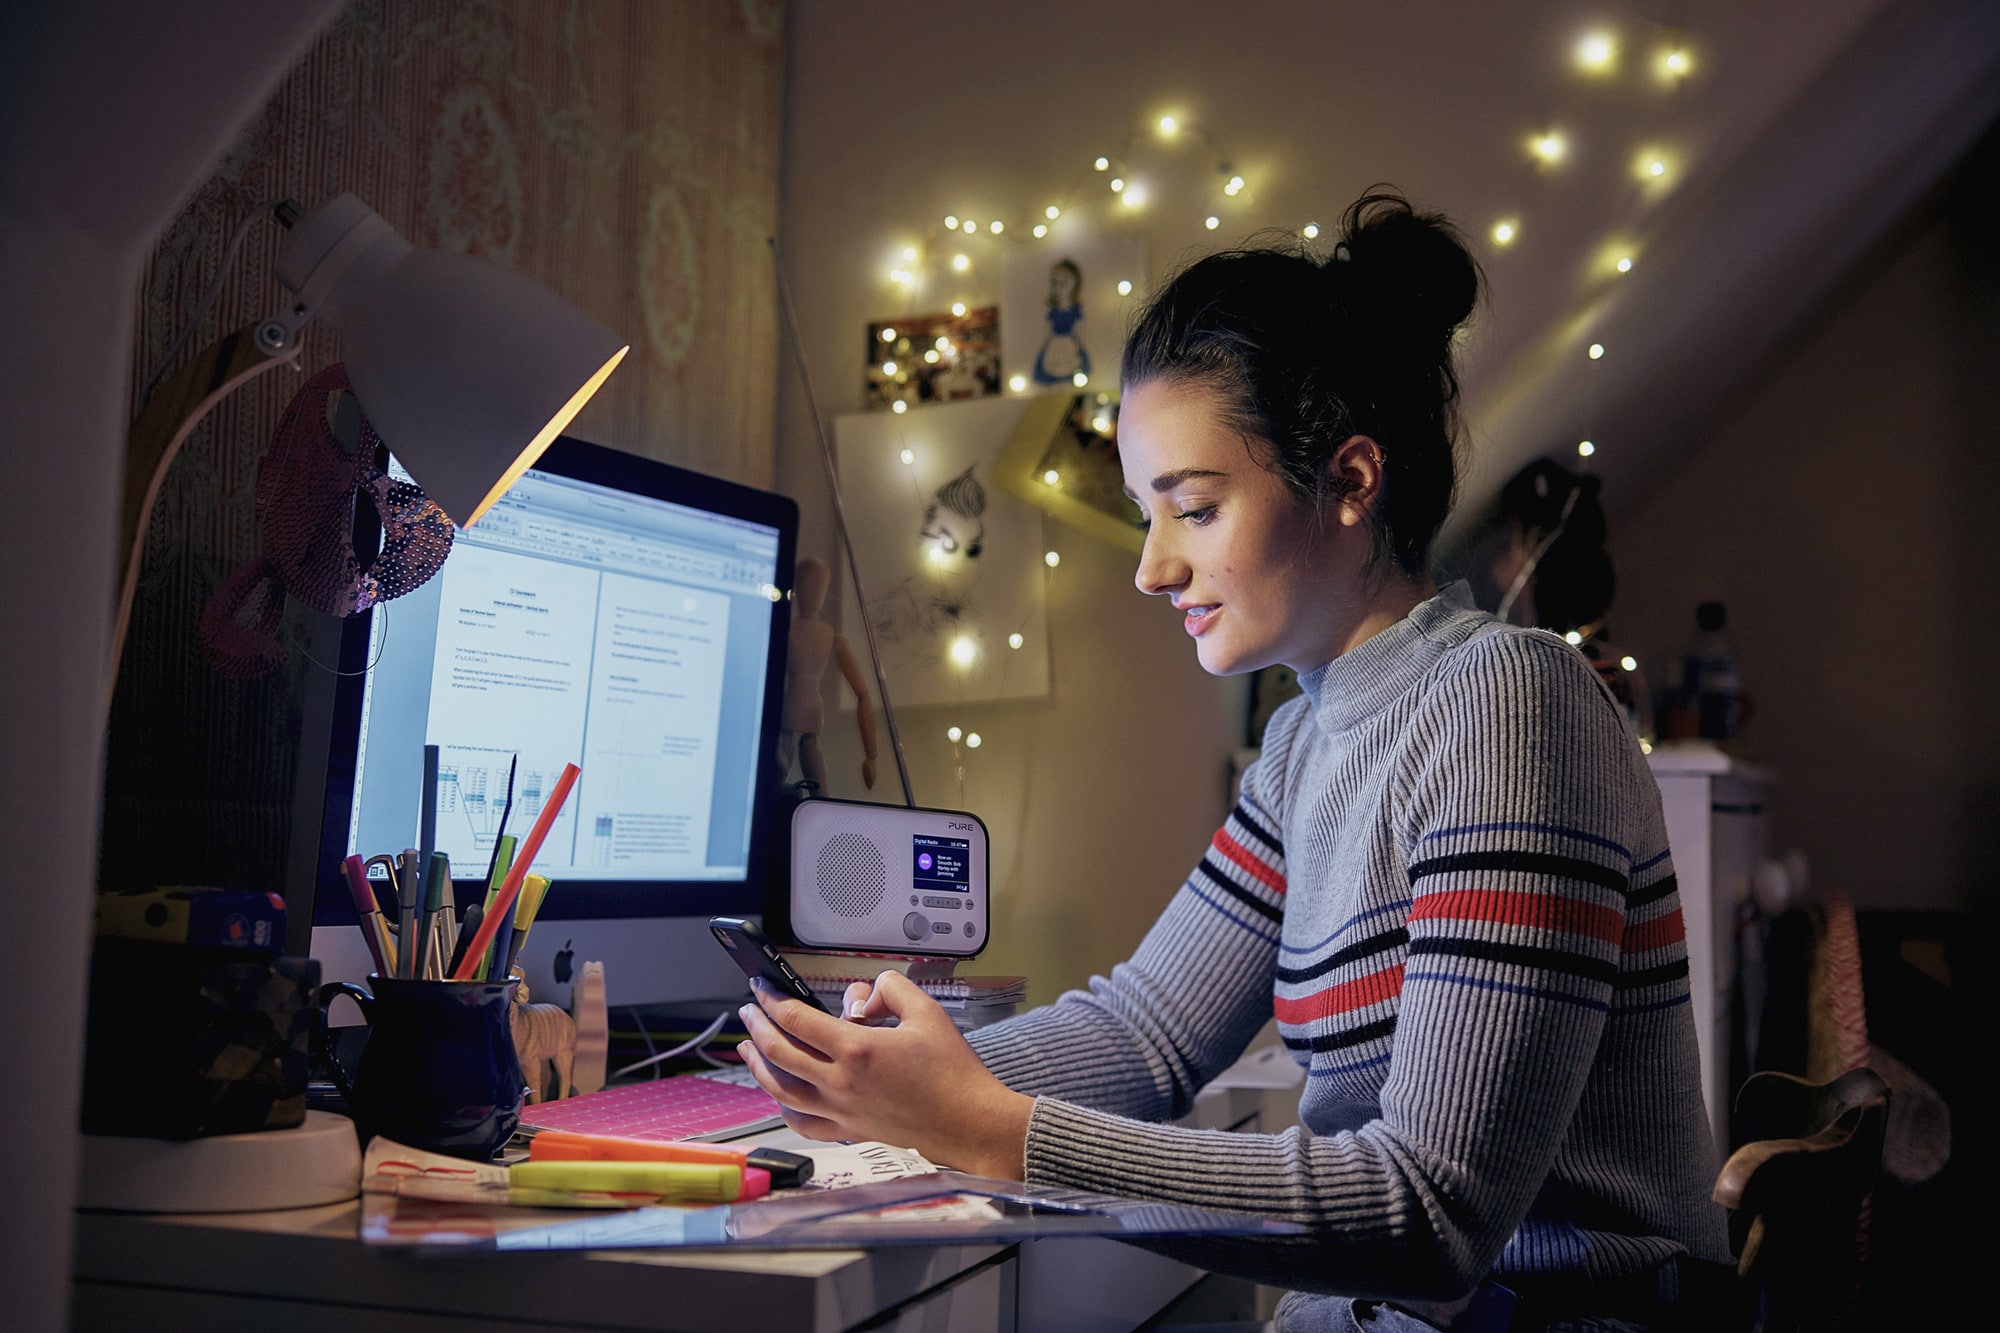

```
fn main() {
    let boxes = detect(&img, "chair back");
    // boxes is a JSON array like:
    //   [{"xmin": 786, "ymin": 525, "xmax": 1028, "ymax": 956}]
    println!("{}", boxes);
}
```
[{"xmin": 1713, "ymin": 1066, "xmax": 1889, "ymax": 1333}]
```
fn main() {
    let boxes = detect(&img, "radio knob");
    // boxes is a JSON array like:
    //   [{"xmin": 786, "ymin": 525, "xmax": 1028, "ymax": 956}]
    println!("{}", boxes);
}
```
[{"xmin": 902, "ymin": 911, "xmax": 928, "ymax": 941}]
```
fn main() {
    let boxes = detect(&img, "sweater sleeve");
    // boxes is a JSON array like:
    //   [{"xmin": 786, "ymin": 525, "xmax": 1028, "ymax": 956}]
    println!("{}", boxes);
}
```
[
  {"xmin": 964, "ymin": 699, "xmax": 1302, "ymax": 1121},
  {"xmin": 1004, "ymin": 632, "xmax": 1648, "ymax": 1302}
]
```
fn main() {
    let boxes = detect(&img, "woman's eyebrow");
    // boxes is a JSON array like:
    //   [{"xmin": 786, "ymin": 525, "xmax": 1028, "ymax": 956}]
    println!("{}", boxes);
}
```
[{"xmin": 1148, "ymin": 467, "xmax": 1227, "ymax": 493}]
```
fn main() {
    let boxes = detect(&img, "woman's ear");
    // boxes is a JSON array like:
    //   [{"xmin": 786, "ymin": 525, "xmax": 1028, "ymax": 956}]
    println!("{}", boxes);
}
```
[{"xmin": 1326, "ymin": 435, "xmax": 1386, "ymax": 526}]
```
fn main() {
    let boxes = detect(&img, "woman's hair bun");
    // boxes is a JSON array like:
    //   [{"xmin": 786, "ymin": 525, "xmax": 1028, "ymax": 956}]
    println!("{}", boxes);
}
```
[{"xmin": 1331, "ymin": 190, "xmax": 1480, "ymax": 351}]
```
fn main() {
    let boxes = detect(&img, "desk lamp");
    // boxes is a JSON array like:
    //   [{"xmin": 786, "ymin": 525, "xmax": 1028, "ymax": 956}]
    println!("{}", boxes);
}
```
[
  {"xmin": 83, "ymin": 194, "xmax": 629, "ymax": 1213},
  {"xmin": 115, "ymin": 191, "xmax": 630, "ymax": 697}
]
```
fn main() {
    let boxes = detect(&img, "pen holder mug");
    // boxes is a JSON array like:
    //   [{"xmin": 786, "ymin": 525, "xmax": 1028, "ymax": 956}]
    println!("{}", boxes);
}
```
[{"xmin": 317, "ymin": 975, "xmax": 524, "ymax": 1160}]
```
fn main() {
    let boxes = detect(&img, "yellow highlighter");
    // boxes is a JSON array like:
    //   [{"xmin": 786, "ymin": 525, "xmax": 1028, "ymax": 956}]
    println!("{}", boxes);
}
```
[{"xmin": 507, "ymin": 1158, "xmax": 763, "ymax": 1205}]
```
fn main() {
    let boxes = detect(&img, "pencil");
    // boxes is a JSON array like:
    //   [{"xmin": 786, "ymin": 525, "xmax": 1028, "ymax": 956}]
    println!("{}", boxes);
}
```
[{"xmin": 450, "ymin": 762, "xmax": 580, "ymax": 981}]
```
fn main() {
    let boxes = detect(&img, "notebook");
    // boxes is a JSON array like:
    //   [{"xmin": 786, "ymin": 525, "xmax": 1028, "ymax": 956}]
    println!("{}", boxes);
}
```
[{"xmin": 519, "ymin": 1065, "xmax": 784, "ymax": 1143}]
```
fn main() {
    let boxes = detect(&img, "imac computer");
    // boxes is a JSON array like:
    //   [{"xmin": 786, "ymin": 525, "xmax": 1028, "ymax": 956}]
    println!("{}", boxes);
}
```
[{"xmin": 303, "ymin": 436, "xmax": 797, "ymax": 1010}]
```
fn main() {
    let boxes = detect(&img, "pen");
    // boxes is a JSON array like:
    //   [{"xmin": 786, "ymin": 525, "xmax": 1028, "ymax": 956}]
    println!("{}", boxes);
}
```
[
  {"xmin": 340, "ymin": 854, "xmax": 391, "ymax": 977},
  {"xmin": 445, "ymin": 901, "xmax": 484, "ymax": 977},
  {"xmin": 481, "ymin": 753, "xmax": 519, "ymax": 890},
  {"xmin": 497, "ymin": 873, "xmax": 550, "ymax": 980},
  {"xmin": 525, "ymin": 1131, "xmax": 814, "ymax": 1189},
  {"xmin": 397, "ymin": 848, "xmax": 421, "ymax": 979},
  {"xmin": 419, "ymin": 852, "xmax": 450, "ymax": 978},
  {"xmin": 418, "ymin": 743, "xmax": 439, "ymax": 922},
  {"xmin": 452, "ymin": 762, "xmax": 580, "ymax": 982}
]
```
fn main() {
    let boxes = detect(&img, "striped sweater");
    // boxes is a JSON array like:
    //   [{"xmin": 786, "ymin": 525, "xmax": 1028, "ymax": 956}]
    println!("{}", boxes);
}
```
[{"xmin": 967, "ymin": 584, "xmax": 1729, "ymax": 1314}]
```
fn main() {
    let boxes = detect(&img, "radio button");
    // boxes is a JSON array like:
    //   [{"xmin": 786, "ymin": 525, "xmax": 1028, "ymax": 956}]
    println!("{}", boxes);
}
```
[{"xmin": 921, "ymin": 896, "xmax": 961, "ymax": 909}]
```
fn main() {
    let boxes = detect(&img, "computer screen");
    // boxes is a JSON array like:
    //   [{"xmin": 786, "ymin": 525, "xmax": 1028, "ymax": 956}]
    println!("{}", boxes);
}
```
[{"xmin": 306, "ymin": 436, "xmax": 796, "ymax": 1003}]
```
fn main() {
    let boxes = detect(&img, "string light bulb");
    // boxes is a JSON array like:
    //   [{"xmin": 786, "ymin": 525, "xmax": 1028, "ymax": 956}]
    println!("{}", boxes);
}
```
[
  {"xmin": 947, "ymin": 725, "xmax": 962, "ymax": 742},
  {"xmin": 1091, "ymin": 411, "xmax": 1112, "ymax": 433},
  {"xmin": 965, "ymin": 732, "xmax": 982, "ymax": 748},
  {"xmin": 880, "ymin": 327, "xmax": 897, "ymax": 342},
  {"xmin": 1565, "ymin": 630, "xmax": 1584, "ymax": 646},
  {"xmin": 899, "ymin": 448, "xmax": 915, "ymax": 465},
  {"xmin": 1529, "ymin": 132, "xmax": 1567, "ymax": 166},
  {"xmin": 1109, "ymin": 177, "xmax": 1125, "ymax": 193},
  {"xmin": 1121, "ymin": 183, "xmax": 1146, "ymax": 208},
  {"xmin": 989, "ymin": 220, "xmax": 1004, "ymax": 234},
  {"xmin": 950, "ymin": 301, "xmax": 966, "ymax": 317},
  {"xmin": 1117, "ymin": 279, "xmax": 1133, "ymax": 296},
  {"xmin": 952, "ymin": 253, "xmax": 970, "ymax": 272},
  {"xmin": 1009, "ymin": 373, "xmax": 1028, "ymax": 392},
  {"xmin": 1158, "ymin": 114, "xmax": 1179, "ymax": 137},
  {"xmin": 1205, "ymin": 215, "xmax": 1220, "ymax": 230},
  {"xmin": 881, "ymin": 360, "xmax": 897, "ymax": 375},
  {"xmin": 1071, "ymin": 371, "xmax": 1088, "ymax": 387},
  {"xmin": 891, "ymin": 399, "xmax": 908, "ymax": 414},
  {"xmin": 1008, "ymin": 633, "xmax": 1024, "ymax": 650},
  {"xmin": 1577, "ymin": 439, "xmax": 1596, "ymax": 457},
  {"xmin": 1575, "ymin": 31, "xmax": 1617, "ymax": 74},
  {"xmin": 943, "ymin": 214, "xmax": 959, "ymax": 230},
  {"xmin": 1588, "ymin": 343, "xmax": 1605, "ymax": 360},
  {"xmin": 923, "ymin": 349, "xmax": 939, "ymax": 364},
  {"xmin": 1044, "ymin": 550, "xmax": 1061, "ymax": 568},
  {"xmin": 1616, "ymin": 256, "xmax": 1634, "ymax": 273},
  {"xmin": 1302, "ymin": 222, "xmax": 1320, "ymax": 240},
  {"xmin": 1620, "ymin": 655, "xmax": 1638, "ymax": 672},
  {"xmin": 1093, "ymin": 156, "xmax": 1109, "ymax": 171},
  {"xmin": 949, "ymin": 636, "xmax": 977, "ymax": 667},
  {"xmin": 1657, "ymin": 47, "xmax": 1693, "ymax": 83},
  {"xmin": 1492, "ymin": 220, "xmax": 1518, "ymax": 246},
  {"xmin": 1032, "ymin": 224, "xmax": 1047, "ymax": 238},
  {"xmin": 1224, "ymin": 174, "xmax": 1245, "ymax": 196},
  {"xmin": 1045, "ymin": 205, "xmax": 1060, "ymax": 220},
  {"xmin": 961, "ymin": 219, "xmax": 977, "ymax": 234},
  {"xmin": 1043, "ymin": 469, "xmax": 1060, "ymax": 485}
]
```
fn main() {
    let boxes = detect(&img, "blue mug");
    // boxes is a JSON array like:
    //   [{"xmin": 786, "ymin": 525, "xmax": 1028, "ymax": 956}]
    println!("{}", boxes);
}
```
[{"xmin": 318, "ymin": 975, "xmax": 523, "ymax": 1160}]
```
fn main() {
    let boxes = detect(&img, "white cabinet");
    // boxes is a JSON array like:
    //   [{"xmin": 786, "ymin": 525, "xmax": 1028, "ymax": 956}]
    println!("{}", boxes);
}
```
[{"xmin": 1647, "ymin": 743, "xmax": 1773, "ymax": 1153}]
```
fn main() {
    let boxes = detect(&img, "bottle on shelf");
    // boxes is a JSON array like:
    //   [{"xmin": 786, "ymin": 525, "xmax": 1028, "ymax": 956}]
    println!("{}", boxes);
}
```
[{"xmin": 1680, "ymin": 600, "xmax": 1745, "ymax": 741}]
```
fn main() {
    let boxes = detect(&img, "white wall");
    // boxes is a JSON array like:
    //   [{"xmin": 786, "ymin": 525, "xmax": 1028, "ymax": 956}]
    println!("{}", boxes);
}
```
[
  {"xmin": 776, "ymin": 11, "xmax": 1244, "ymax": 1003},
  {"xmin": 1610, "ymin": 130, "xmax": 2000, "ymax": 911}
]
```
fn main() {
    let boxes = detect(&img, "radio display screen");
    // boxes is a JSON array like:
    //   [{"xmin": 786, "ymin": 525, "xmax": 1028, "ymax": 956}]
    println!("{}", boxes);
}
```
[{"xmin": 912, "ymin": 836, "xmax": 970, "ymax": 892}]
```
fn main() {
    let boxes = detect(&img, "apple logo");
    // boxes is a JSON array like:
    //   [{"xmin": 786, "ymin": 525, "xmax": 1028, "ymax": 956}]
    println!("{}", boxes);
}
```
[{"xmin": 552, "ymin": 939, "xmax": 575, "ymax": 985}]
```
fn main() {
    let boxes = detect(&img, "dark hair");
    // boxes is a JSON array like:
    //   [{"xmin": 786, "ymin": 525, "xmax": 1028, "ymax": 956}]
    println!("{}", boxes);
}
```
[{"xmin": 1120, "ymin": 191, "xmax": 1480, "ymax": 575}]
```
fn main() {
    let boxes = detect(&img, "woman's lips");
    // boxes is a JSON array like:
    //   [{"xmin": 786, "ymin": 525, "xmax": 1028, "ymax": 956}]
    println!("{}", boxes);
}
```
[{"xmin": 1183, "ymin": 604, "xmax": 1218, "ymax": 637}]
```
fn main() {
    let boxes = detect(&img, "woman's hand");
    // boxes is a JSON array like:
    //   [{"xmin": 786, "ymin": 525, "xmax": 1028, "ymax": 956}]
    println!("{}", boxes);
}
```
[{"xmin": 736, "ymin": 971, "xmax": 1033, "ymax": 1179}]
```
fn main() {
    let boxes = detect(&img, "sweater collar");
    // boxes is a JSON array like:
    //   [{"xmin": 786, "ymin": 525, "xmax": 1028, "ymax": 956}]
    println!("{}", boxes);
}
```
[{"xmin": 1296, "ymin": 582, "xmax": 1484, "ymax": 734}]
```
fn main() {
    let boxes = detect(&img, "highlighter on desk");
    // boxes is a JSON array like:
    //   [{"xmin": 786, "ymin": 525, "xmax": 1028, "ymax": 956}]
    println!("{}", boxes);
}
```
[
  {"xmin": 528, "ymin": 1130, "xmax": 813, "ymax": 1189},
  {"xmin": 508, "ymin": 1158, "xmax": 769, "ymax": 1205}
]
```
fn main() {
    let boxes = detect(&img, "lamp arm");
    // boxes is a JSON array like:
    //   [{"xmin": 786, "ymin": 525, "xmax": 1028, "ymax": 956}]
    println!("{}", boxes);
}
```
[{"xmin": 111, "ymin": 319, "xmax": 300, "ymax": 713}]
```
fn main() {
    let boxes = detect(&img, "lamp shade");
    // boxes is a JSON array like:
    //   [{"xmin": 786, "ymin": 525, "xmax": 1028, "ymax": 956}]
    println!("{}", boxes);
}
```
[{"xmin": 274, "ymin": 194, "xmax": 628, "ymax": 526}]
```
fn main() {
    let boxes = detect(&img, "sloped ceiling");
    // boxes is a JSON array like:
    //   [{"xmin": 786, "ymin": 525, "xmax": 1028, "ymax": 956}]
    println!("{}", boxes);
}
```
[{"xmin": 784, "ymin": 0, "xmax": 2000, "ymax": 530}]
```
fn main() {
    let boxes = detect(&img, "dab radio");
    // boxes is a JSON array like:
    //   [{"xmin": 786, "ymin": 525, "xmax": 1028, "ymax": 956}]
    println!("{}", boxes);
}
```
[{"xmin": 776, "ymin": 798, "xmax": 989, "ymax": 956}]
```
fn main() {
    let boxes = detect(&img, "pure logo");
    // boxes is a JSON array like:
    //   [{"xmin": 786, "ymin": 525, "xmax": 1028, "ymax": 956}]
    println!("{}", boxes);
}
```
[{"xmin": 946, "ymin": 820, "xmax": 975, "ymax": 831}]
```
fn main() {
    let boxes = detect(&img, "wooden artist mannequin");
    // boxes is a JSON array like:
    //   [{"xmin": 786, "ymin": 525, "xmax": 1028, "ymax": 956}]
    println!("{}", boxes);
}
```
[{"xmin": 781, "ymin": 556, "xmax": 878, "ymax": 792}]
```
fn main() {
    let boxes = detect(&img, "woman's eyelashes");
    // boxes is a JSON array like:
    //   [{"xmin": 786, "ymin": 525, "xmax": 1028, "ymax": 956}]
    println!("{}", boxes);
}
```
[{"xmin": 1173, "ymin": 504, "xmax": 1218, "ymax": 526}]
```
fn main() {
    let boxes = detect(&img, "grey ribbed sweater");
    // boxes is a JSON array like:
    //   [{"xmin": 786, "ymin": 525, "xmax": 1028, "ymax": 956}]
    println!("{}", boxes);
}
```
[{"xmin": 967, "ymin": 584, "xmax": 1729, "ymax": 1316}]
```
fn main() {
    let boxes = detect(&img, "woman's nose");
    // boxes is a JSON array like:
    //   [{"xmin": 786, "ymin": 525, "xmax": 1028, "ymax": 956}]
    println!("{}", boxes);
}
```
[{"xmin": 1134, "ymin": 529, "xmax": 1186, "ymax": 597}]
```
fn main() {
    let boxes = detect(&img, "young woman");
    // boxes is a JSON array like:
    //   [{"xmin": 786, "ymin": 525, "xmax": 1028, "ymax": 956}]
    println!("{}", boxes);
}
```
[{"xmin": 738, "ymin": 194, "xmax": 1731, "ymax": 1332}]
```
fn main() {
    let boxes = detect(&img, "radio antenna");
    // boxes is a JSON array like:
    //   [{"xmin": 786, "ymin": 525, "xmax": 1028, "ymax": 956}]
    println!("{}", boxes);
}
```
[{"xmin": 768, "ymin": 237, "xmax": 916, "ymax": 808}]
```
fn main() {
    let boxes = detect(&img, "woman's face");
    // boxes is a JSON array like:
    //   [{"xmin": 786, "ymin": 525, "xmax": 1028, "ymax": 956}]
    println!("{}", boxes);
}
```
[
  {"xmin": 1120, "ymin": 379, "xmax": 1356, "ymax": 676},
  {"xmin": 1049, "ymin": 265, "xmax": 1078, "ymax": 305}
]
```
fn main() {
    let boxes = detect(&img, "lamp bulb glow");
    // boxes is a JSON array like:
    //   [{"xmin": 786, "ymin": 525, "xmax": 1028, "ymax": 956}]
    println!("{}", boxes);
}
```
[
  {"xmin": 1588, "ymin": 343, "xmax": 1605, "ymax": 360},
  {"xmin": 1302, "ymin": 222, "xmax": 1320, "ymax": 240},
  {"xmin": 1205, "ymin": 215, "xmax": 1220, "ymax": 230},
  {"xmin": 1117, "ymin": 279, "xmax": 1133, "ymax": 296},
  {"xmin": 1577, "ymin": 439, "xmax": 1596, "ymax": 457},
  {"xmin": 951, "ymin": 253, "xmax": 970, "ymax": 272},
  {"xmin": 1008, "ymin": 633, "xmax": 1024, "ymax": 650},
  {"xmin": 950, "ymin": 301, "xmax": 967, "ymax": 317},
  {"xmin": 949, "ymin": 636, "xmax": 977, "ymax": 667},
  {"xmin": 899, "ymin": 448, "xmax": 915, "ymax": 465},
  {"xmin": 891, "ymin": 399, "xmax": 909, "ymax": 414},
  {"xmin": 1044, "ymin": 550, "xmax": 1061, "ymax": 568},
  {"xmin": 1009, "ymin": 374, "xmax": 1028, "ymax": 392}
]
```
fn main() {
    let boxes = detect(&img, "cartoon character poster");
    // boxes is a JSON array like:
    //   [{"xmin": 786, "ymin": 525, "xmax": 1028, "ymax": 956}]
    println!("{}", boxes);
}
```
[
  {"xmin": 832, "ymin": 396, "xmax": 1052, "ymax": 707},
  {"xmin": 1001, "ymin": 238, "xmax": 1147, "ymax": 397}
]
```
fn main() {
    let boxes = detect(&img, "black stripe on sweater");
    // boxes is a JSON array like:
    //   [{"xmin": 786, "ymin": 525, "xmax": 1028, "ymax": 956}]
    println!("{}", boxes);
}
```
[
  {"xmin": 1408, "ymin": 849, "xmax": 1628, "ymax": 896},
  {"xmin": 1613, "ymin": 958, "xmax": 1691, "ymax": 990},
  {"xmin": 1273, "ymin": 927, "xmax": 1408, "ymax": 984},
  {"xmin": 1194, "ymin": 858, "xmax": 1282, "ymax": 922},
  {"xmin": 1229, "ymin": 802, "xmax": 1283, "ymax": 858},
  {"xmin": 1627, "ymin": 873, "xmax": 1679, "ymax": 909},
  {"xmin": 1282, "ymin": 1015, "xmax": 1399, "ymax": 1053},
  {"xmin": 1408, "ymin": 936, "xmax": 1618, "ymax": 987}
]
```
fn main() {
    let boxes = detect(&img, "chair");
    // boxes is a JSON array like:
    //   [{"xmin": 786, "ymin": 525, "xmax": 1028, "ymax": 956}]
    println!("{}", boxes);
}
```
[{"xmin": 1712, "ymin": 1066, "xmax": 1890, "ymax": 1333}]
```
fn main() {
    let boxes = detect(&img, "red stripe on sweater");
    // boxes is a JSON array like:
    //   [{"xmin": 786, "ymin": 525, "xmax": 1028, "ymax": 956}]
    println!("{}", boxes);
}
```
[
  {"xmin": 1274, "ymin": 964, "xmax": 1403, "ymax": 1024},
  {"xmin": 1213, "ymin": 827, "xmax": 1285, "ymax": 894},
  {"xmin": 1621, "ymin": 908, "xmax": 1685, "ymax": 954},
  {"xmin": 1409, "ymin": 888, "xmax": 1623, "ymax": 944}
]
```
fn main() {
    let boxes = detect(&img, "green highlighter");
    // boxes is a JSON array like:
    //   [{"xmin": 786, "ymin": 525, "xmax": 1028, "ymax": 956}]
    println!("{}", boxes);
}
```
[{"xmin": 480, "ymin": 835, "xmax": 516, "ymax": 979}]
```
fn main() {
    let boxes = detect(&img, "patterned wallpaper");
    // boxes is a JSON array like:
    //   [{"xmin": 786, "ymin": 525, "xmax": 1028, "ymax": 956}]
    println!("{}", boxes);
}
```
[{"xmin": 102, "ymin": 0, "xmax": 785, "ymax": 898}]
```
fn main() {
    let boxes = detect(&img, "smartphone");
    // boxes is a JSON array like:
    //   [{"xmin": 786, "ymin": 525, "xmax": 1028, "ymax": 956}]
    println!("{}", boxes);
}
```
[{"xmin": 708, "ymin": 916, "xmax": 830, "ymax": 1012}]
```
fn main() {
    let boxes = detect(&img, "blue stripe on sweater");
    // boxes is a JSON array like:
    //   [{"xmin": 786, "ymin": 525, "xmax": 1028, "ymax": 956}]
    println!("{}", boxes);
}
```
[
  {"xmin": 1306, "ymin": 1050, "xmax": 1394, "ymax": 1079},
  {"xmin": 1633, "ymin": 847, "xmax": 1672, "ymax": 872},
  {"xmin": 1403, "ymin": 969, "xmax": 1612, "ymax": 1013},
  {"xmin": 1420, "ymin": 821, "xmax": 1633, "ymax": 862},
  {"xmin": 1183, "ymin": 880, "xmax": 1283, "ymax": 944},
  {"xmin": 1280, "ymin": 898, "xmax": 1413, "ymax": 955}
]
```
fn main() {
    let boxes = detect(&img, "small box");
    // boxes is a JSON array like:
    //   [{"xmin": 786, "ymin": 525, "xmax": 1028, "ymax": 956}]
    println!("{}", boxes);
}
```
[{"xmin": 96, "ymin": 885, "xmax": 285, "ymax": 953}]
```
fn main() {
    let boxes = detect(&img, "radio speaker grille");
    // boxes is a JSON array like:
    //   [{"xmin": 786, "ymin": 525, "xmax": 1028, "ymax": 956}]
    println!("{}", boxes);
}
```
[{"xmin": 817, "ymin": 834, "xmax": 887, "ymax": 917}]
